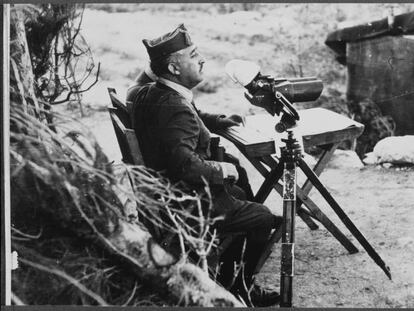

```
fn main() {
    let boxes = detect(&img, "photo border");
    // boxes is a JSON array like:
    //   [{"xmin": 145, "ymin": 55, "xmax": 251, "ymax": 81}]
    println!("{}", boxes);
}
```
[
  {"xmin": 1, "ymin": 3, "xmax": 11, "ymax": 307},
  {"xmin": 1, "ymin": 1, "xmax": 411, "ymax": 310}
]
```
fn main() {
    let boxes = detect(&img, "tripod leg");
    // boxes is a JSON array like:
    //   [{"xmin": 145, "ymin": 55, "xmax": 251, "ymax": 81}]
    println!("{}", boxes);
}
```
[
  {"xmin": 254, "ymin": 161, "xmax": 284, "ymax": 203},
  {"xmin": 273, "ymin": 181, "xmax": 359, "ymax": 254},
  {"xmin": 298, "ymin": 158, "xmax": 392, "ymax": 280}
]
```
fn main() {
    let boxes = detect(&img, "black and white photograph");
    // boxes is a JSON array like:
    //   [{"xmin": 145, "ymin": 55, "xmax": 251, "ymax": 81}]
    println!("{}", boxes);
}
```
[{"xmin": 2, "ymin": 2, "xmax": 414, "ymax": 308}]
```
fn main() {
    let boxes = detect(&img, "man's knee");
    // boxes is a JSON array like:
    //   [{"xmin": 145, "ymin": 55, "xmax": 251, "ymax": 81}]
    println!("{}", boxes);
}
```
[
  {"xmin": 253, "ymin": 204, "xmax": 283, "ymax": 230},
  {"xmin": 247, "ymin": 203, "xmax": 275, "ymax": 230}
]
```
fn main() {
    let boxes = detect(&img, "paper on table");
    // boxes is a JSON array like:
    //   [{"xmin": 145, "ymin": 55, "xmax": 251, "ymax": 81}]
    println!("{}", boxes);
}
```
[
  {"xmin": 297, "ymin": 108, "xmax": 359, "ymax": 135},
  {"xmin": 229, "ymin": 114, "xmax": 294, "ymax": 157},
  {"xmin": 239, "ymin": 108, "xmax": 360, "ymax": 154},
  {"xmin": 224, "ymin": 124, "xmax": 274, "ymax": 145},
  {"xmin": 245, "ymin": 108, "xmax": 359, "ymax": 137}
]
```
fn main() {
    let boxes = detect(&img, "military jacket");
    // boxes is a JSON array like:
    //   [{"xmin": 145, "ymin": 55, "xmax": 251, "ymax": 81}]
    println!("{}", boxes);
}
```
[{"xmin": 127, "ymin": 81, "xmax": 225, "ymax": 185}]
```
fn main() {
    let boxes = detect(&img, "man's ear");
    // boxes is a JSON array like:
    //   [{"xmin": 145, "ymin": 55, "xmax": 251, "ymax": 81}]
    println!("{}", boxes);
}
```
[{"xmin": 167, "ymin": 62, "xmax": 180, "ymax": 76}]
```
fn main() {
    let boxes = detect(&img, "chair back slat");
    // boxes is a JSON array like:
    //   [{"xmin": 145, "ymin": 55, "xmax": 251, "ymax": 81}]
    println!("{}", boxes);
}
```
[
  {"xmin": 108, "ymin": 88, "xmax": 132, "ymax": 128},
  {"xmin": 124, "ymin": 129, "xmax": 144, "ymax": 165},
  {"xmin": 108, "ymin": 107, "xmax": 144, "ymax": 165}
]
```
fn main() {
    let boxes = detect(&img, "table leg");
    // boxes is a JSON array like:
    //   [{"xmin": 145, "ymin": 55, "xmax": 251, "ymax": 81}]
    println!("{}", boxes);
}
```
[
  {"xmin": 297, "ymin": 209, "xmax": 319, "ymax": 230},
  {"xmin": 295, "ymin": 143, "xmax": 340, "ymax": 230},
  {"xmin": 301, "ymin": 143, "xmax": 339, "ymax": 197}
]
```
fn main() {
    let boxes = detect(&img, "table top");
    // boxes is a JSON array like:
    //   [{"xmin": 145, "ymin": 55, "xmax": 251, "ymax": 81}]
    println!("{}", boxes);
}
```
[{"xmin": 217, "ymin": 108, "xmax": 364, "ymax": 157}]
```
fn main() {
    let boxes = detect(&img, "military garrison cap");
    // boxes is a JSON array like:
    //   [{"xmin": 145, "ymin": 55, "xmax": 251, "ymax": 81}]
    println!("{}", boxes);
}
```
[{"xmin": 143, "ymin": 24, "xmax": 193, "ymax": 61}]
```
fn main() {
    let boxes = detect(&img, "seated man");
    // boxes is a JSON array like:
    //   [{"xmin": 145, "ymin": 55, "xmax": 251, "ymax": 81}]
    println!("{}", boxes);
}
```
[{"xmin": 126, "ymin": 24, "xmax": 282, "ymax": 307}]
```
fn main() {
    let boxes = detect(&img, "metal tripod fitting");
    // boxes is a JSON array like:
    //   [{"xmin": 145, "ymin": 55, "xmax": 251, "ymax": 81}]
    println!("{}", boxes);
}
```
[{"xmin": 280, "ymin": 130, "xmax": 303, "ymax": 162}]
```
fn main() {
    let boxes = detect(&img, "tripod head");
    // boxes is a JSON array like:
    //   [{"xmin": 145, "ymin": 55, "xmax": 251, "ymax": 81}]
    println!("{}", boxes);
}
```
[{"xmin": 225, "ymin": 59, "xmax": 323, "ymax": 133}]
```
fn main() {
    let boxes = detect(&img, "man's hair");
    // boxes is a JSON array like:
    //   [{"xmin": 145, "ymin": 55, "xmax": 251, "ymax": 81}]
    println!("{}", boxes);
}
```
[
  {"xmin": 150, "ymin": 52, "xmax": 182, "ymax": 77},
  {"xmin": 149, "ymin": 54, "xmax": 175, "ymax": 77}
]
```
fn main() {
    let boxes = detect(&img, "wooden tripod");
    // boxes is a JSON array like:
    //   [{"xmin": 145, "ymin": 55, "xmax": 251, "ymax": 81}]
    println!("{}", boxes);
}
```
[{"xmin": 257, "ymin": 130, "xmax": 391, "ymax": 307}]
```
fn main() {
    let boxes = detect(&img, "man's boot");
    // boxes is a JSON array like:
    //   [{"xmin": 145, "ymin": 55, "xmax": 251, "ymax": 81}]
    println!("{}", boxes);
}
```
[{"xmin": 249, "ymin": 283, "xmax": 281, "ymax": 307}]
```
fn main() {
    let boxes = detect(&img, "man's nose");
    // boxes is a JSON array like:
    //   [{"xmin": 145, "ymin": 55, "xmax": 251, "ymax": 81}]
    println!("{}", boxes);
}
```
[{"xmin": 198, "ymin": 54, "xmax": 205, "ymax": 65}]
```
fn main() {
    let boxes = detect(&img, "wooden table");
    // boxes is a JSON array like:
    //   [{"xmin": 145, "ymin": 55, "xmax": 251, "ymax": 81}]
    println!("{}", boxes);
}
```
[{"xmin": 217, "ymin": 108, "xmax": 367, "ymax": 273}]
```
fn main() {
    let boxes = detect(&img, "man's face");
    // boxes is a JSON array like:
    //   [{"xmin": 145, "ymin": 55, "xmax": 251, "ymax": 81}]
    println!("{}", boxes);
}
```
[{"xmin": 172, "ymin": 45, "xmax": 205, "ymax": 89}]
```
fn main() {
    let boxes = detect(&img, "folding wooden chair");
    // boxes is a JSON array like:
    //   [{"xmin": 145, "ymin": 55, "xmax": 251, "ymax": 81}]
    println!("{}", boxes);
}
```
[{"xmin": 107, "ymin": 88, "xmax": 241, "ymax": 265}]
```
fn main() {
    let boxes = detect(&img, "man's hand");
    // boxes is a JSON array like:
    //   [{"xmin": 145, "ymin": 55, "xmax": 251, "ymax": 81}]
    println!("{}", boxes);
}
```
[
  {"xmin": 220, "ymin": 162, "xmax": 239, "ymax": 183},
  {"xmin": 217, "ymin": 114, "xmax": 246, "ymax": 129}
]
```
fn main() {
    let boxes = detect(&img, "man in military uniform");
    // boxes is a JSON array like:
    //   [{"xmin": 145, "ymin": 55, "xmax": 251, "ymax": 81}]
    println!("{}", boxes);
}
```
[{"xmin": 126, "ymin": 24, "xmax": 282, "ymax": 307}]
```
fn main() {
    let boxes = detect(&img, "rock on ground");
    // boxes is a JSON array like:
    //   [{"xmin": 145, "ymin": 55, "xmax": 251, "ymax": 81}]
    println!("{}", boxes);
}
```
[{"xmin": 364, "ymin": 136, "xmax": 414, "ymax": 165}]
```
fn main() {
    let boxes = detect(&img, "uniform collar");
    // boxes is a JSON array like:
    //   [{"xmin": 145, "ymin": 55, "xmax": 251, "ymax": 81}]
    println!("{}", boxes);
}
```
[{"xmin": 158, "ymin": 77, "xmax": 193, "ymax": 103}]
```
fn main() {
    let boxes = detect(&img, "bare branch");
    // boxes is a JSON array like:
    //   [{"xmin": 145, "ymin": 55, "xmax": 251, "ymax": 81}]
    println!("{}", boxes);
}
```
[
  {"xmin": 51, "ymin": 62, "xmax": 100, "ymax": 105},
  {"xmin": 19, "ymin": 257, "xmax": 109, "ymax": 305},
  {"xmin": 12, "ymin": 227, "xmax": 43, "ymax": 240},
  {"xmin": 122, "ymin": 282, "xmax": 138, "ymax": 306}
]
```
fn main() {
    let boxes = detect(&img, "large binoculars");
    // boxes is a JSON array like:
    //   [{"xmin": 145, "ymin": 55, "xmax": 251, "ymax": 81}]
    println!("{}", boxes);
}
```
[
  {"xmin": 243, "ymin": 74, "xmax": 323, "ymax": 120},
  {"xmin": 245, "ymin": 73, "xmax": 323, "ymax": 104},
  {"xmin": 225, "ymin": 59, "xmax": 323, "ymax": 104},
  {"xmin": 251, "ymin": 76, "xmax": 324, "ymax": 103},
  {"xmin": 225, "ymin": 60, "xmax": 324, "ymax": 131}
]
